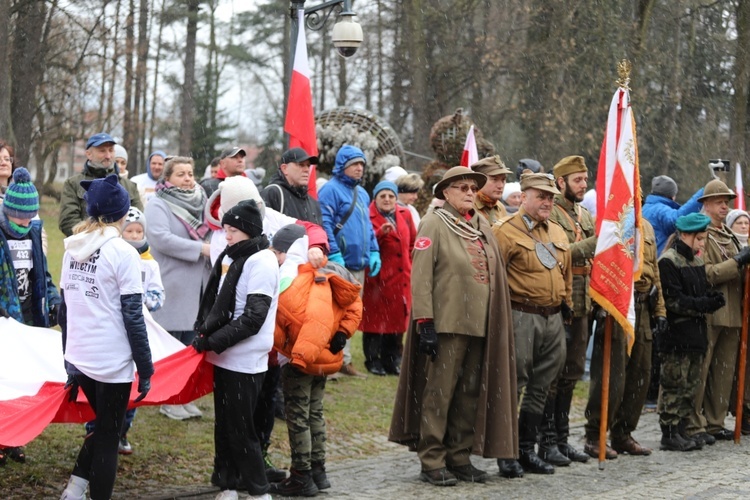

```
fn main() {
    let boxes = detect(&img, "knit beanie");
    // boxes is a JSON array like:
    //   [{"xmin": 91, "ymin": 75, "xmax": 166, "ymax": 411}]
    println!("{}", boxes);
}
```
[
  {"xmin": 114, "ymin": 145, "xmax": 128, "ymax": 162},
  {"xmin": 384, "ymin": 166, "xmax": 408, "ymax": 183},
  {"xmin": 3, "ymin": 168, "xmax": 39, "ymax": 219},
  {"xmin": 271, "ymin": 224, "xmax": 306, "ymax": 253},
  {"xmin": 502, "ymin": 182, "xmax": 521, "ymax": 202},
  {"xmin": 222, "ymin": 199, "xmax": 264, "ymax": 239},
  {"xmin": 122, "ymin": 206, "xmax": 146, "ymax": 233},
  {"xmin": 221, "ymin": 175, "xmax": 262, "ymax": 217},
  {"xmin": 651, "ymin": 175, "xmax": 678, "ymax": 199},
  {"xmin": 726, "ymin": 209, "xmax": 750, "ymax": 231},
  {"xmin": 80, "ymin": 174, "xmax": 130, "ymax": 223},
  {"xmin": 373, "ymin": 180, "xmax": 398, "ymax": 198}
]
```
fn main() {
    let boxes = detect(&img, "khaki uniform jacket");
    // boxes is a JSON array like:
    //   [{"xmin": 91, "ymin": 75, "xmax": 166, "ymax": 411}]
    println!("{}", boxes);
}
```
[
  {"xmin": 493, "ymin": 207, "xmax": 573, "ymax": 308},
  {"xmin": 473, "ymin": 196, "xmax": 507, "ymax": 226},
  {"xmin": 389, "ymin": 203, "xmax": 518, "ymax": 459},
  {"xmin": 549, "ymin": 195, "xmax": 596, "ymax": 316},
  {"xmin": 704, "ymin": 223, "xmax": 743, "ymax": 328},
  {"xmin": 636, "ymin": 218, "xmax": 667, "ymax": 318}
]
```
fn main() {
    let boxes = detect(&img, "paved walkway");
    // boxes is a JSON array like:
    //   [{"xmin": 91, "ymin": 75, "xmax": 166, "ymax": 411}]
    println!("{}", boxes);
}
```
[{"xmin": 150, "ymin": 412, "xmax": 750, "ymax": 499}]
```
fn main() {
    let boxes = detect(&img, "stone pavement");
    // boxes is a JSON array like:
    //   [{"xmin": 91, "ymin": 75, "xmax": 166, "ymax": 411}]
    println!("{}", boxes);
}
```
[{"xmin": 151, "ymin": 411, "xmax": 750, "ymax": 500}]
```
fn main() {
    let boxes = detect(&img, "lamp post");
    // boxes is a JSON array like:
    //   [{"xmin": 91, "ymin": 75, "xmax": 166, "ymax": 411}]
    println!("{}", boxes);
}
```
[{"xmin": 283, "ymin": 0, "xmax": 363, "ymax": 133}]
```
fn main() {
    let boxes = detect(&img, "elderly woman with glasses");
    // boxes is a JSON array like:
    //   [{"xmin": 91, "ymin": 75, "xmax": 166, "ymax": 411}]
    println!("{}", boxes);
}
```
[{"xmin": 389, "ymin": 166, "xmax": 518, "ymax": 487}]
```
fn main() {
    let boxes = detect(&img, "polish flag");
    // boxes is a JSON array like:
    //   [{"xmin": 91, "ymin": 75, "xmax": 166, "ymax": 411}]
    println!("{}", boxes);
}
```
[
  {"xmin": 460, "ymin": 125, "xmax": 478, "ymax": 167},
  {"xmin": 589, "ymin": 86, "xmax": 642, "ymax": 353},
  {"xmin": 0, "ymin": 313, "xmax": 214, "ymax": 448},
  {"xmin": 285, "ymin": 9, "xmax": 319, "ymax": 199},
  {"xmin": 736, "ymin": 163, "xmax": 745, "ymax": 210}
]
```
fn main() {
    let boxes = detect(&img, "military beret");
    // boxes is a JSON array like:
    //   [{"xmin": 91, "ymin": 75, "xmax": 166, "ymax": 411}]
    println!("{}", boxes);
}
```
[
  {"xmin": 520, "ymin": 170, "xmax": 560, "ymax": 195},
  {"xmin": 553, "ymin": 155, "xmax": 587, "ymax": 179},
  {"xmin": 471, "ymin": 155, "xmax": 512, "ymax": 176},
  {"xmin": 675, "ymin": 213, "xmax": 711, "ymax": 233}
]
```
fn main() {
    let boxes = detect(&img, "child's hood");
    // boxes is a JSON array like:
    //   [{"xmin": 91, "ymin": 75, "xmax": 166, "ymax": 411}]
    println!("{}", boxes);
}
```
[{"xmin": 64, "ymin": 226, "xmax": 120, "ymax": 262}]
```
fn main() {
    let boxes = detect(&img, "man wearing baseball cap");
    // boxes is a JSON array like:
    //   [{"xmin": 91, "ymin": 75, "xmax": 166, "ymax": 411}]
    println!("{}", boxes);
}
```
[
  {"xmin": 200, "ymin": 146, "xmax": 248, "ymax": 197},
  {"xmin": 59, "ymin": 132, "xmax": 142, "ymax": 236},
  {"xmin": 261, "ymin": 147, "xmax": 322, "ymax": 225},
  {"xmin": 470, "ymin": 155, "xmax": 514, "ymax": 225}
]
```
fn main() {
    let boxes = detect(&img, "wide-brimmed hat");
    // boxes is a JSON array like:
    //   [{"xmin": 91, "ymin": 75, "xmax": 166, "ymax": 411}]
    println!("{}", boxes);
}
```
[
  {"xmin": 471, "ymin": 155, "xmax": 512, "ymax": 176},
  {"xmin": 520, "ymin": 170, "xmax": 560, "ymax": 195},
  {"xmin": 433, "ymin": 166, "xmax": 487, "ymax": 200},
  {"xmin": 697, "ymin": 179, "xmax": 735, "ymax": 203}
]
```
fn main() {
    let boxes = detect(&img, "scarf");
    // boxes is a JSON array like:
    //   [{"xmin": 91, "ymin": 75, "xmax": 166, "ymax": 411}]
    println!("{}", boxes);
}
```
[
  {"xmin": 733, "ymin": 231, "xmax": 749, "ymax": 248},
  {"xmin": 155, "ymin": 180, "xmax": 210, "ymax": 241},
  {"xmin": 476, "ymin": 190, "xmax": 496, "ymax": 208},
  {"xmin": 194, "ymin": 235, "xmax": 269, "ymax": 336},
  {"xmin": 379, "ymin": 209, "xmax": 396, "ymax": 226},
  {"xmin": 0, "ymin": 211, "xmax": 30, "ymax": 238}
]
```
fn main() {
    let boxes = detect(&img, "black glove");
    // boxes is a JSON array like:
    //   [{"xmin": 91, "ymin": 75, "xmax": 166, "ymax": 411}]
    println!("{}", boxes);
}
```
[
  {"xmin": 561, "ymin": 301, "xmax": 574, "ymax": 323},
  {"xmin": 329, "ymin": 331, "xmax": 347, "ymax": 354},
  {"xmin": 695, "ymin": 292, "xmax": 726, "ymax": 312},
  {"xmin": 733, "ymin": 246, "xmax": 750, "ymax": 267},
  {"xmin": 64, "ymin": 374, "xmax": 79, "ymax": 403},
  {"xmin": 418, "ymin": 321, "xmax": 438, "ymax": 360},
  {"xmin": 48, "ymin": 303, "xmax": 59, "ymax": 328},
  {"xmin": 654, "ymin": 316, "xmax": 669, "ymax": 336},
  {"xmin": 134, "ymin": 377, "xmax": 151, "ymax": 403},
  {"xmin": 191, "ymin": 334, "xmax": 211, "ymax": 353}
]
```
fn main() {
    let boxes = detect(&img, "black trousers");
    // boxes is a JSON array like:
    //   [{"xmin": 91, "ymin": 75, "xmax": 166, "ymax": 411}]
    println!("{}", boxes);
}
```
[
  {"xmin": 72, "ymin": 374, "xmax": 131, "ymax": 500},
  {"xmin": 212, "ymin": 365, "xmax": 269, "ymax": 496},
  {"xmin": 254, "ymin": 364, "xmax": 281, "ymax": 447}
]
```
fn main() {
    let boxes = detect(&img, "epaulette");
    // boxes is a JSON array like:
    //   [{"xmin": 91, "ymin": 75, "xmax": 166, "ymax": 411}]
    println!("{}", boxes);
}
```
[{"xmin": 495, "ymin": 214, "xmax": 514, "ymax": 227}]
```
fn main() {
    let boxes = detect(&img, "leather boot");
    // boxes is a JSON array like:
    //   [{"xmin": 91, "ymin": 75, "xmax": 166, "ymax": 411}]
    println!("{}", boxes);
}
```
[
  {"xmin": 518, "ymin": 410, "xmax": 554, "ymax": 474},
  {"xmin": 362, "ymin": 333, "xmax": 386, "ymax": 376},
  {"xmin": 679, "ymin": 420, "xmax": 702, "ymax": 450},
  {"xmin": 554, "ymin": 384, "xmax": 589, "ymax": 463},
  {"xmin": 497, "ymin": 459, "xmax": 524, "ymax": 478},
  {"xmin": 660, "ymin": 424, "xmax": 697, "ymax": 452},
  {"xmin": 538, "ymin": 394, "xmax": 571, "ymax": 466}
]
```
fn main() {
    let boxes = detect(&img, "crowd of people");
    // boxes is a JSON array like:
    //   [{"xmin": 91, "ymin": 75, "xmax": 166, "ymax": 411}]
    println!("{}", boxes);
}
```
[{"xmin": 2, "ymin": 131, "xmax": 750, "ymax": 499}]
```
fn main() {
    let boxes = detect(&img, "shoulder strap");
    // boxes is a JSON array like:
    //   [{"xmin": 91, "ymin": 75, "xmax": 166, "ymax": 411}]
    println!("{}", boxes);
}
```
[
  {"xmin": 334, "ymin": 186, "xmax": 359, "ymax": 236},
  {"xmin": 271, "ymin": 184, "xmax": 285, "ymax": 214}
]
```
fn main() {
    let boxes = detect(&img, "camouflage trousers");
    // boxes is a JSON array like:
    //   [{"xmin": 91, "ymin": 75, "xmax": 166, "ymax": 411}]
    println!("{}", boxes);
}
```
[
  {"xmin": 658, "ymin": 352, "xmax": 703, "ymax": 426},
  {"xmin": 282, "ymin": 364, "xmax": 327, "ymax": 471}
]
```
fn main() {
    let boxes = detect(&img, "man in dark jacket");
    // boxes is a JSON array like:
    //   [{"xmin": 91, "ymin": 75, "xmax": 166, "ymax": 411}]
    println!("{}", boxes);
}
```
[
  {"xmin": 200, "ymin": 146, "xmax": 247, "ymax": 197},
  {"xmin": 59, "ymin": 133, "xmax": 142, "ymax": 236},
  {"xmin": 261, "ymin": 148, "xmax": 322, "ymax": 225}
]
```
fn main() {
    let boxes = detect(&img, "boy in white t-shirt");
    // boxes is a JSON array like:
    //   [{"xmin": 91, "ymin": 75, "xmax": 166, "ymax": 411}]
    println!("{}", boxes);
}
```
[{"xmin": 192, "ymin": 199, "xmax": 278, "ymax": 500}]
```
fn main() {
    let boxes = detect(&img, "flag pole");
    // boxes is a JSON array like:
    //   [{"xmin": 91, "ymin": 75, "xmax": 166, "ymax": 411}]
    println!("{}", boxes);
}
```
[
  {"xmin": 599, "ymin": 315, "xmax": 612, "ymax": 469},
  {"xmin": 734, "ymin": 265, "xmax": 750, "ymax": 443}
]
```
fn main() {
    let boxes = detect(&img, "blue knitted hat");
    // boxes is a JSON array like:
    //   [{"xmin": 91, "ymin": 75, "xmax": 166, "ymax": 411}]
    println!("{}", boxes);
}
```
[
  {"xmin": 373, "ymin": 180, "xmax": 398, "ymax": 198},
  {"xmin": 3, "ymin": 168, "xmax": 39, "ymax": 219},
  {"xmin": 81, "ymin": 174, "xmax": 130, "ymax": 223}
]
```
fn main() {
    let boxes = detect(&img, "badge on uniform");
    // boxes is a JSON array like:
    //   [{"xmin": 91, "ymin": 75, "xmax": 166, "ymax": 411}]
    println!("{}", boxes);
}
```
[
  {"xmin": 415, "ymin": 237, "xmax": 432, "ymax": 250},
  {"xmin": 536, "ymin": 242, "xmax": 558, "ymax": 269}
]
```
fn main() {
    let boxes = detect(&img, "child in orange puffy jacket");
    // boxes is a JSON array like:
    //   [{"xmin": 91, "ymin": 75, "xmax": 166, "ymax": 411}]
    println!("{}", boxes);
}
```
[{"xmin": 269, "ymin": 224, "xmax": 362, "ymax": 497}]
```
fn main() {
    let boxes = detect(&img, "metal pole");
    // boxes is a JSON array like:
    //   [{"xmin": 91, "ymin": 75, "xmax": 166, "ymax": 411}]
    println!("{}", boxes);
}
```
[{"xmin": 285, "ymin": 0, "xmax": 306, "ymax": 149}]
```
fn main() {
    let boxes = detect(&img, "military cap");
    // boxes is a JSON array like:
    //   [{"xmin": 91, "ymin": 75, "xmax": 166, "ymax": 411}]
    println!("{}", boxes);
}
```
[
  {"xmin": 471, "ymin": 155, "xmax": 512, "ymax": 176},
  {"xmin": 553, "ymin": 155, "xmax": 587, "ymax": 179},
  {"xmin": 675, "ymin": 213, "xmax": 711, "ymax": 233},
  {"xmin": 433, "ymin": 166, "xmax": 487, "ymax": 200},
  {"xmin": 697, "ymin": 179, "xmax": 736, "ymax": 203},
  {"xmin": 519, "ymin": 169, "xmax": 561, "ymax": 195}
]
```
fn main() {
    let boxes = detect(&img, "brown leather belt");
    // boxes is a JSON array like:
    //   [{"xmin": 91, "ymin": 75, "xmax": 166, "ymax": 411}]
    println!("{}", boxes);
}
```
[
  {"xmin": 572, "ymin": 265, "xmax": 591, "ymax": 276},
  {"xmin": 511, "ymin": 301, "xmax": 562, "ymax": 317}
]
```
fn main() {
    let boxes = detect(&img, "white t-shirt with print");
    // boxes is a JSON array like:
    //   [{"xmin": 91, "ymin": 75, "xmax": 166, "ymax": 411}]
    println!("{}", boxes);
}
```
[
  {"xmin": 61, "ymin": 237, "xmax": 144, "ymax": 383},
  {"xmin": 206, "ymin": 248, "xmax": 279, "ymax": 375}
]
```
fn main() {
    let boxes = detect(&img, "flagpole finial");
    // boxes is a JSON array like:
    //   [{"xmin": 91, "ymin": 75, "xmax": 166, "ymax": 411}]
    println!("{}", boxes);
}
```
[{"xmin": 616, "ymin": 59, "xmax": 632, "ymax": 91}]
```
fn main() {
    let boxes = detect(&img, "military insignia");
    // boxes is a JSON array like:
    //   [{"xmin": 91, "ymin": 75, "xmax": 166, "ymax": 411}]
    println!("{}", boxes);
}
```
[
  {"xmin": 535, "ymin": 242, "xmax": 558, "ymax": 269},
  {"xmin": 614, "ymin": 199, "xmax": 636, "ymax": 259},
  {"xmin": 414, "ymin": 237, "xmax": 432, "ymax": 250}
]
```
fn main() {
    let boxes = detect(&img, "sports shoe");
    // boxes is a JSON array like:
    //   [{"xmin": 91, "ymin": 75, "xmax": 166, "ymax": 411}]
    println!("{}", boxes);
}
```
[
  {"xmin": 263, "ymin": 447, "xmax": 287, "ymax": 483},
  {"xmin": 159, "ymin": 404, "xmax": 192, "ymax": 420},
  {"xmin": 215, "ymin": 490, "xmax": 238, "ymax": 500},
  {"xmin": 118, "ymin": 436, "xmax": 133, "ymax": 455},
  {"xmin": 311, "ymin": 461, "xmax": 331, "ymax": 490},
  {"xmin": 269, "ymin": 468, "xmax": 319, "ymax": 497},
  {"xmin": 183, "ymin": 402, "xmax": 203, "ymax": 418}
]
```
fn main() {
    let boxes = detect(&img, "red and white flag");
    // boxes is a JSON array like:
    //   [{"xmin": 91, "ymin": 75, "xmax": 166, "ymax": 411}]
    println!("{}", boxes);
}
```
[
  {"xmin": 285, "ymin": 9, "xmax": 319, "ymax": 199},
  {"xmin": 589, "ymin": 86, "xmax": 643, "ymax": 353},
  {"xmin": 736, "ymin": 163, "xmax": 745, "ymax": 210},
  {"xmin": 460, "ymin": 125, "xmax": 478, "ymax": 167}
]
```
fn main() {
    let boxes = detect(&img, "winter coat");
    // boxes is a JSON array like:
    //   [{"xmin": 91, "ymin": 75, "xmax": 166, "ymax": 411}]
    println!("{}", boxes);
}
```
[
  {"xmin": 360, "ymin": 203, "xmax": 415, "ymax": 333},
  {"xmin": 274, "ymin": 260, "xmax": 363, "ymax": 376},
  {"xmin": 317, "ymin": 145, "xmax": 379, "ymax": 271},
  {"xmin": 703, "ymin": 223, "xmax": 744, "ymax": 329},
  {"xmin": 59, "ymin": 162, "xmax": 143, "ymax": 236},
  {"xmin": 642, "ymin": 189, "xmax": 704, "ymax": 255},
  {"xmin": 145, "ymin": 197, "xmax": 211, "ymax": 331},
  {"xmin": 0, "ymin": 219, "xmax": 60, "ymax": 326},
  {"xmin": 261, "ymin": 170, "xmax": 323, "ymax": 225}
]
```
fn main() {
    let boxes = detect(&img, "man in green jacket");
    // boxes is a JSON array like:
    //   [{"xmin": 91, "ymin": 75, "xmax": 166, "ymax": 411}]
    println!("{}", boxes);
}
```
[{"xmin": 59, "ymin": 133, "xmax": 142, "ymax": 236}]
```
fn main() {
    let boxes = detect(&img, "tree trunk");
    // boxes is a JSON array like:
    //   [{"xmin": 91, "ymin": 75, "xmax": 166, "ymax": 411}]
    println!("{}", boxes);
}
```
[
  {"xmin": 131, "ymin": 0, "xmax": 150, "ymax": 177},
  {"xmin": 106, "ymin": 0, "xmax": 122, "ymax": 133},
  {"xmin": 731, "ymin": 0, "xmax": 750, "ymax": 168},
  {"xmin": 148, "ymin": 0, "xmax": 167, "ymax": 155},
  {"xmin": 122, "ymin": 0, "xmax": 136, "ymax": 161},
  {"xmin": 404, "ymin": 0, "xmax": 430, "ymax": 155},
  {"xmin": 0, "ymin": 0, "xmax": 14, "ymax": 143},
  {"xmin": 179, "ymin": 0, "xmax": 200, "ymax": 155}
]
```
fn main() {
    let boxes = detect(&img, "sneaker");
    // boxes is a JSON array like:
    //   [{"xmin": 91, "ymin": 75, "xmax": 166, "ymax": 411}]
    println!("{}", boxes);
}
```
[
  {"xmin": 339, "ymin": 363, "xmax": 367, "ymax": 378},
  {"xmin": 159, "ymin": 404, "xmax": 192, "ymax": 420},
  {"xmin": 118, "ymin": 436, "xmax": 133, "ymax": 455},
  {"xmin": 263, "ymin": 448, "xmax": 287, "ymax": 483},
  {"xmin": 311, "ymin": 461, "xmax": 331, "ymax": 490},
  {"xmin": 215, "ymin": 490, "xmax": 239, "ymax": 500},
  {"xmin": 183, "ymin": 402, "xmax": 203, "ymax": 418},
  {"xmin": 269, "ymin": 468, "xmax": 319, "ymax": 497}
]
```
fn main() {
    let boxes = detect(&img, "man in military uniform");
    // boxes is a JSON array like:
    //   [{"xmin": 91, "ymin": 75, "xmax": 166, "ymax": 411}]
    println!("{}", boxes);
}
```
[
  {"xmin": 538, "ymin": 156, "xmax": 597, "ymax": 466},
  {"xmin": 583, "ymin": 214, "xmax": 668, "ymax": 458},
  {"xmin": 471, "ymin": 155, "xmax": 513, "ymax": 225},
  {"xmin": 493, "ymin": 171, "xmax": 572, "ymax": 476},
  {"xmin": 687, "ymin": 179, "xmax": 750, "ymax": 442}
]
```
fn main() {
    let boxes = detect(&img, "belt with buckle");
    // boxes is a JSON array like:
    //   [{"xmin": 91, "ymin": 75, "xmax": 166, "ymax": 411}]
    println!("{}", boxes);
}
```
[{"xmin": 511, "ymin": 301, "xmax": 562, "ymax": 317}]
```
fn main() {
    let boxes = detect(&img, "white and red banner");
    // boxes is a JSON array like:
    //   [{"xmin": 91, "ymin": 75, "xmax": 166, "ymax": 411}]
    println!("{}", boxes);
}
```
[
  {"xmin": 589, "ymin": 87, "xmax": 643, "ymax": 353},
  {"xmin": 460, "ymin": 125, "xmax": 478, "ymax": 167},
  {"xmin": 736, "ymin": 163, "xmax": 745, "ymax": 211},
  {"xmin": 285, "ymin": 9, "xmax": 319, "ymax": 199},
  {"xmin": 0, "ymin": 312, "xmax": 214, "ymax": 448}
]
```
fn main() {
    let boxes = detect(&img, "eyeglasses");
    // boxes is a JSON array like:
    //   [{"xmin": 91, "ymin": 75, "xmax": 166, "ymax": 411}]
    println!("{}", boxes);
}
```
[
  {"xmin": 449, "ymin": 183, "xmax": 479, "ymax": 193},
  {"xmin": 0, "ymin": 156, "xmax": 13, "ymax": 164}
]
